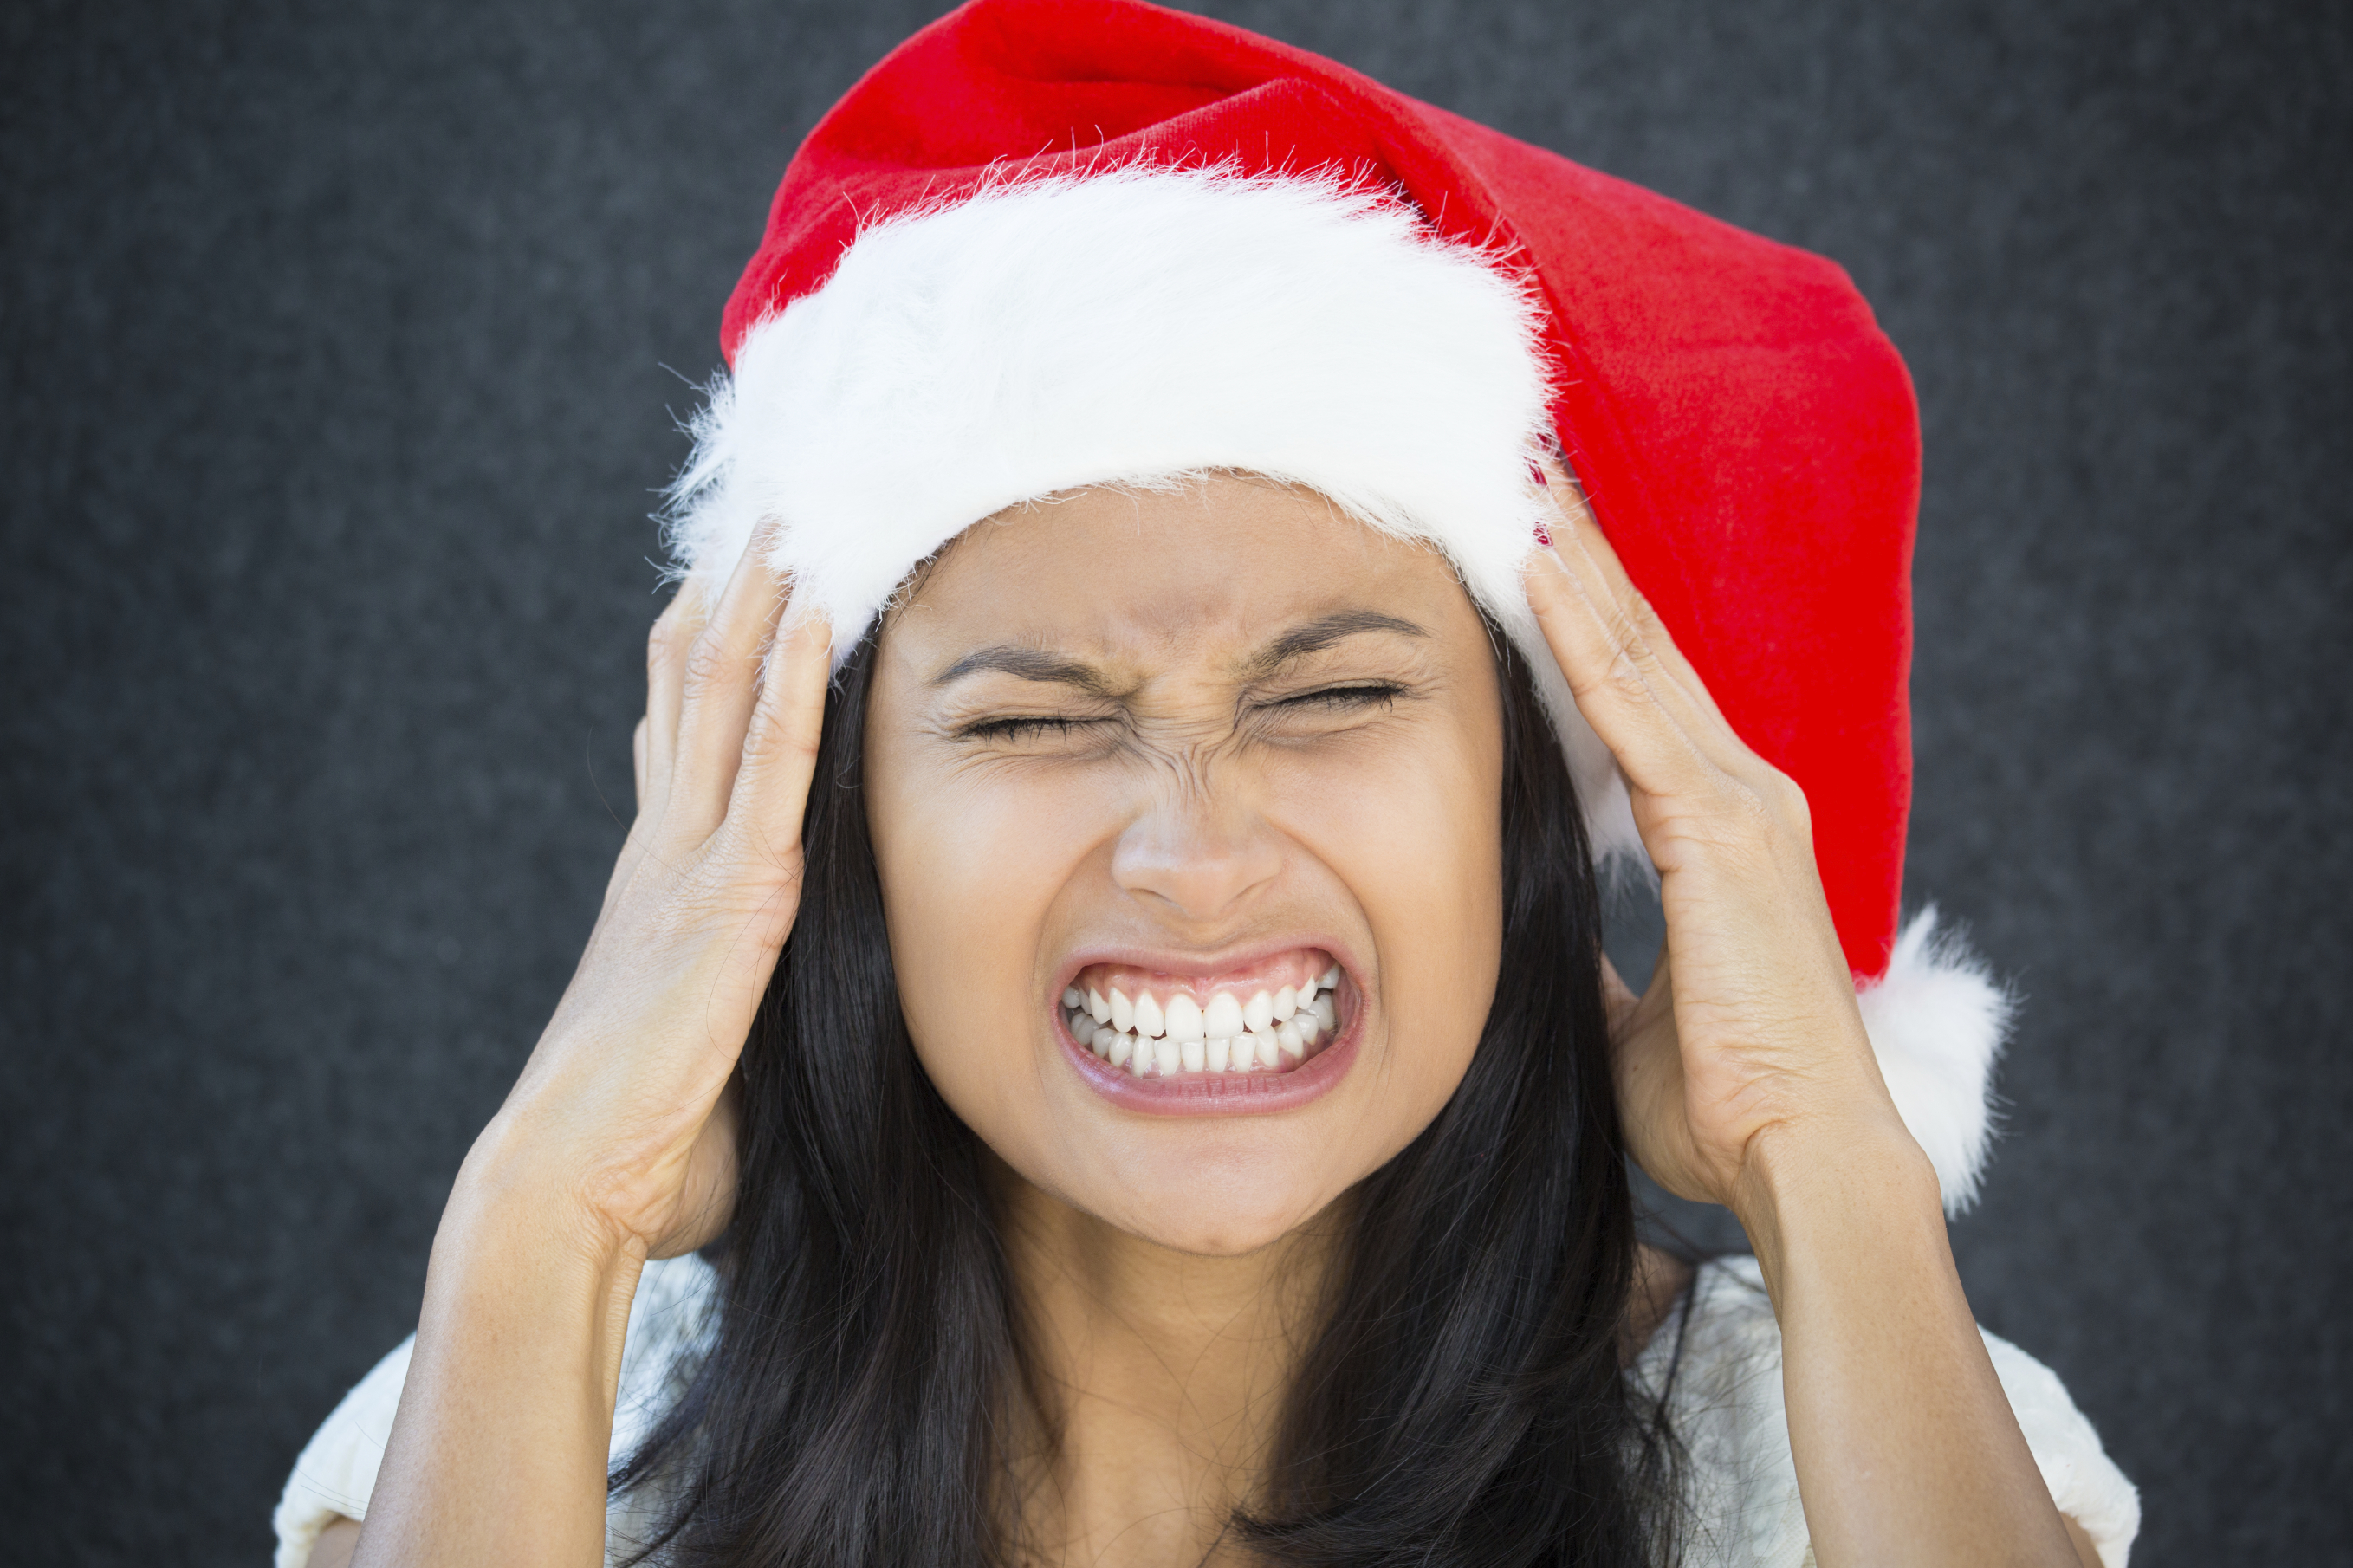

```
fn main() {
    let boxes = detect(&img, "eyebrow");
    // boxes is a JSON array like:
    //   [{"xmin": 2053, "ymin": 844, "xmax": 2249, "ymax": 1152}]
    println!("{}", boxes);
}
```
[
  {"xmin": 930, "ymin": 611, "xmax": 1429, "ymax": 690},
  {"xmin": 931, "ymin": 645, "xmax": 1121, "ymax": 692},
  {"xmin": 1241, "ymin": 611, "xmax": 1430, "ymax": 679}
]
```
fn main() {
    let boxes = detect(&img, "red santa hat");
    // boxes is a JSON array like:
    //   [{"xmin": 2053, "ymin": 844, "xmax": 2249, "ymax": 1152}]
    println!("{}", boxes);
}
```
[{"xmin": 664, "ymin": 0, "xmax": 2010, "ymax": 1212}]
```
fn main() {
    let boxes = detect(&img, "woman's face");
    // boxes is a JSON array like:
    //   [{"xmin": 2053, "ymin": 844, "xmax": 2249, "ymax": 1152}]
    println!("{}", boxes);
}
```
[{"xmin": 865, "ymin": 476, "xmax": 1506, "ymax": 1256}]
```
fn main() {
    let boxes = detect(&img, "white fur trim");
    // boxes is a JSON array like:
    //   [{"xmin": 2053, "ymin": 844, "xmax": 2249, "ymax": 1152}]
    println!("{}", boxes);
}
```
[
  {"xmin": 663, "ymin": 169, "xmax": 2004, "ymax": 1205},
  {"xmin": 1857, "ymin": 907, "xmax": 2013, "ymax": 1214},
  {"xmin": 662, "ymin": 166, "xmax": 1640, "ymax": 864}
]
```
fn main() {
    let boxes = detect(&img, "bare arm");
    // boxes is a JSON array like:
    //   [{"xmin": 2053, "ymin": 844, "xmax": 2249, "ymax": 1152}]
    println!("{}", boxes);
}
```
[
  {"xmin": 307, "ymin": 1519, "xmax": 360, "ymax": 1568},
  {"xmin": 1736, "ymin": 1125, "xmax": 2085, "ymax": 1565},
  {"xmin": 345, "ymin": 540, "xmax": 830, "ymax": 1568},
  {"xmin": 1530, "ymin": 476, "xmax": 2084, "ymax": 1568}
]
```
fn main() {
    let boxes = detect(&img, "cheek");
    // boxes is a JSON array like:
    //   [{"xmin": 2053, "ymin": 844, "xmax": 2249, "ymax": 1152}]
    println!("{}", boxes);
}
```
[
  {"xmin": 866, "ymin": 756, "xmax": 1111, "ymax": 1139},
  {"xmin": 1269, "ymin": 724, "xmax": 1504, "ymax": 1096}
]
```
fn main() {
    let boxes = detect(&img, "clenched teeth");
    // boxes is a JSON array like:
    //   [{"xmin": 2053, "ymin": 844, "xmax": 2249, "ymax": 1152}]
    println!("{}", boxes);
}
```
[{"xmin": 1060, "ymin": 950, "xmax": 1347, "ymax": 1079}]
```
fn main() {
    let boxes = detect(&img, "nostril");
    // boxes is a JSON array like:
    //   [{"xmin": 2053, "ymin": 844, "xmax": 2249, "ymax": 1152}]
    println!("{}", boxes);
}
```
[{"xmin": 1107, "ymin": 806, "xmax": 1286, "ymax": 922}]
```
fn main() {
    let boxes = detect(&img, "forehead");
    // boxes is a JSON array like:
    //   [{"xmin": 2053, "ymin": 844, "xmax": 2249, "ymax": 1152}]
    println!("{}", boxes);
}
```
[{"xmin": 882, "ymin": 475, "xmax": 1484, "ymax": 672}]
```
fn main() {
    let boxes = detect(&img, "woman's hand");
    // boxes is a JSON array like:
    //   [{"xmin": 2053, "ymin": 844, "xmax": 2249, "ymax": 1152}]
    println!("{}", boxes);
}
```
[
  {"xmin": 1529, "ymin": 472, "xmax": 2090, "ymax": 1568},
  {"xmin": 351, "ymin": 542, "xmax": 831, "ymax": 1568},
  {"xmin": 1524, "ymin": 471, "xmax": 1915, "ymax": 1215},
  {"xmin": 475, "ymin": 537, "xmax": 831, "ymax": 1261}
]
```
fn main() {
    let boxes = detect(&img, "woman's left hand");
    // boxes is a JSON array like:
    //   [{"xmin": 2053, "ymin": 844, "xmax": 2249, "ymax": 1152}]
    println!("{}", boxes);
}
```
[
  {"xmin": 1522, "ymin": 469, "xmax": 1919, "ymax": 1216},
  {"xmin": 1527, "ymin": 472, "xmax": 2099, "ymax": 1568}
]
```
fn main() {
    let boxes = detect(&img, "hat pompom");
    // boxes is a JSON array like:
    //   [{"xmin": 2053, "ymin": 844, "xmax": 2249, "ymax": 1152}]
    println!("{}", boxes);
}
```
[{"xmin": 1857, "ymin": 908, "xmax": 2013, "ymax": 1214}]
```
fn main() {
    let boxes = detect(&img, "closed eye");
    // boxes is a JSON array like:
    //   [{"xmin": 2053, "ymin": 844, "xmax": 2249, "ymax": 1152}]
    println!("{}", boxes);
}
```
[
  {"xmin": 958, "ymin": 714, "xmax": 1105, "ymax": 743},
  {"xmin": 1272, "ymin": 683, "xmax": 1404, "ymax": 712}
]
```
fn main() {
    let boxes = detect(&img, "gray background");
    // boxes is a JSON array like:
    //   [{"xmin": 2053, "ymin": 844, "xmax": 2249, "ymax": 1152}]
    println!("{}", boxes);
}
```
[{"xmin": 3, "ymin": 0, "xmax": 2345, "ymax": 1561}]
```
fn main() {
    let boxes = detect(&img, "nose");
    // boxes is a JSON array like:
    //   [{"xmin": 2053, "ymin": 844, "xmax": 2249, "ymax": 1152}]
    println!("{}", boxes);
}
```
[{"xmin": 1109, "ymin": 782, "xmax": 1284, "ymax": 926}]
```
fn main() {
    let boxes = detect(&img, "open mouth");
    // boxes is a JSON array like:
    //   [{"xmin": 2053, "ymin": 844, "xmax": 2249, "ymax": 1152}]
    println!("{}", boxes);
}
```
[{"xmin": 1059, "ymin": 947, "xmax": 1348, "ymax": 1079}]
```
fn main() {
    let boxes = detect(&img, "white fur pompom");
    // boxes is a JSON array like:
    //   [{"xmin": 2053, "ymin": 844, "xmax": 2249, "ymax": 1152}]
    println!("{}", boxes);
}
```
[{"xmin": 1855, "ymin": 907, "xmax": 2013, "ymax": 1215}]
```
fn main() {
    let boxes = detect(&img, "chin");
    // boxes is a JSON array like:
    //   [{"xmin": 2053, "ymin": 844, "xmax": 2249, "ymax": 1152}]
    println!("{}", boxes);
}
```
[
  {"xmin": 1112, "ymin": 1202, "xmax": 1313, "ymax": 1258},
  {"xmin": 1079, "ymin": 1136, "xmax": 1338, "ymax": 1256}
]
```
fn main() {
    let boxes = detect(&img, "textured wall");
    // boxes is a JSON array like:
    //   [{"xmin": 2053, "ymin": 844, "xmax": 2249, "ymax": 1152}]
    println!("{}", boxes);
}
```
[{"xmin": 3, "ymin": 0, "xmax": 2344, "ymax": 1560}]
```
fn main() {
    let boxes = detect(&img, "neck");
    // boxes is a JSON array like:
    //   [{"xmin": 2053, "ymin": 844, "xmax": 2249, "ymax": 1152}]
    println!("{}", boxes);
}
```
[
  {"xmin": 985, "ymin": 1156, "xmax": 1691, "ymax": 1566},
  {"xmin": 989, "ymin": 1156, "xmax": 1345, "ymax": 1568}
]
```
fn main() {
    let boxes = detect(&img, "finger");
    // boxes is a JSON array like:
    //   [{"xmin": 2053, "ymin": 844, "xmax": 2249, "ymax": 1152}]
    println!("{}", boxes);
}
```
[
  {"xmin": 720, "ymin": 609, "xmax": 833, "ymax": 871},
  {"xmin": 1525, "ymin": 483, "xmax": 1773, "ymax": 801},
  {"xmin": 669, "ymin": 533, "xmax": 789, "ymax": 840},
  {"xmin": 606, "ymin": 712, "xmax": 656, "ymax": 903},
  {"xmin": 1531, "ymin": 463, "xmax": 1730, "ymax": 735},
  {"xmin": 632, "ymin": 716, "xmax": 651, "ymax": 814},
  {"xmin": 641, "ymin": 586, "xmax": 700, "ymax": 825},
  {"xmin": 1538, "ymin": 473, "xmax": 1733, "ymax": 733},
  {"xmin": 1523, "ymin": 540, "xmax": 1721, "ymax": 800}
]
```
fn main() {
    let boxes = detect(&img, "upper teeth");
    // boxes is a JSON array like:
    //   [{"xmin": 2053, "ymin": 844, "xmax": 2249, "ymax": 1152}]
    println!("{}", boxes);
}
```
[{"xmin": 1061, "ymin": 965, "xmax": 1343, "ymax": 1079}]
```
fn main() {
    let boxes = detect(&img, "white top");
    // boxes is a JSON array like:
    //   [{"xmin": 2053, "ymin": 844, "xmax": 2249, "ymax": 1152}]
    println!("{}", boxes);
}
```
[{"xmin": 275, "ymin": 1254, "xmax": 2138, "ymax": 1568}]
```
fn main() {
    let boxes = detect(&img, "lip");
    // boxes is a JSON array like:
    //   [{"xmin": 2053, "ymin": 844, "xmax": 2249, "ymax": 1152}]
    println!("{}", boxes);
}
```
[{"xmin": 1052, "ymin": 938, "xmax": 1364, "ymax": 1118}]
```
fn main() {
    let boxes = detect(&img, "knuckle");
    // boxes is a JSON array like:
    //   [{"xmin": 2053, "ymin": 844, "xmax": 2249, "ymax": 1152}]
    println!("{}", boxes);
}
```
[
  {"xmin": 710, "ymin": 821, "xmax": 807, "ymax": 900},
  {"xmin": 1674, "ymin": 761, "xmax": 1760, "ymax": 830},
  {"xmin": 648, "ymin": 859, "xmax": 733, "ymax": 936},
  {"xmin": 680, "ymin": 631, "xmax": 735, "ymax": 694},
  {"xmin": 1607, "ymin": 615, "xmax": 1668, "ymax": 682},
  {"xmin": 1710, "ymin": 762, "xmax": 1811, "ymax": 846},
  {"xmin": 1624, "ymin": 586, "xmax": 1669, "ymax": 638},
  {"xmin": 1759, "ymin": 766, "xmax": 1812, "ymax": 828},
  {"xmin": 1558, "ymin": 659, "xmax": 1609, "ymax": 701},
  {"xmin": 744, "ymin": 684, "xmax": 822, "ymax": 766},
  {"xmin": 647, "ymin": 615, "xmax": 690, "ymax": 669},
  {"xmin": 1600, "ymin": 652, "xmax": 1654, "ymax": 708},
  {"xmin": 1732, "ymin": 781, "xmax": 1781, "ymax": 838}
]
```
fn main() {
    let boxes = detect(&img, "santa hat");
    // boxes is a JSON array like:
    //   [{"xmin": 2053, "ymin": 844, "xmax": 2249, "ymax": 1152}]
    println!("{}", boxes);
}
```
[{"xmin": 664, "ymin": 0, "xmax": 2010, "ymax": 1212}]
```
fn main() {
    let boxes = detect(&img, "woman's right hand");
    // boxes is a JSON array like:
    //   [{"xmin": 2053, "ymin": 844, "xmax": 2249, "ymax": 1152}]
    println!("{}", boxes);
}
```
[
  {"xmin": 347, "ymin": 546, "xmax": 828, "ymax": 1568},
  {"xmin": 470, "ymin": 537, "xmax": 830, "ymax": 1263}
]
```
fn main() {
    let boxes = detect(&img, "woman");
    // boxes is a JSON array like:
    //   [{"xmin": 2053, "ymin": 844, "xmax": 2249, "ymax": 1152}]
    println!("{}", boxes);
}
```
[{"xmin": 276, "ymin": 3, "xmax": 2136, "ymax": 1565}]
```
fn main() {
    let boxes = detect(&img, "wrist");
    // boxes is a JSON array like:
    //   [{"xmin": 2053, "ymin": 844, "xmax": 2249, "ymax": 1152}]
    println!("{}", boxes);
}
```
[
  {"xmin": 435, "ymin": 1109, "xmax": 648, "ymax": 1295},
  {"xmin": 359, "ymin": 1119, "xmax": 651, "ymax": 1566},
  {"xmin": 1729, "ymin": 1114, "xmax": 1944, "ymax": 1297}
]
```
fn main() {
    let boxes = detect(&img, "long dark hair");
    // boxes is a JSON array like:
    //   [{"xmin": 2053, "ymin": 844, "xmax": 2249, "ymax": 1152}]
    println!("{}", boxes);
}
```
[{"xmin": 614, "ymin": 617, "xmax": 1682, "ymax": 1566}]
